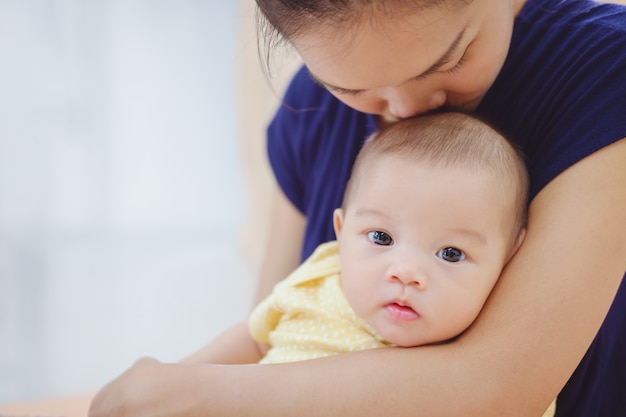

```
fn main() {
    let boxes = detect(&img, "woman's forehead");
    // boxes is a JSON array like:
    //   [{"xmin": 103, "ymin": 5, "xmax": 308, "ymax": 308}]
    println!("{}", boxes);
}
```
[{"xmin": 291, "ymin": 5, "xmax": 471, "ymax": 91}]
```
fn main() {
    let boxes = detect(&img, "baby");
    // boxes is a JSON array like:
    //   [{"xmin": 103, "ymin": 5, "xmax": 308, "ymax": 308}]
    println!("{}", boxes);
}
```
[{"xmin": 249, "ymin": 111, "xmax": 529, "ymax": 360}]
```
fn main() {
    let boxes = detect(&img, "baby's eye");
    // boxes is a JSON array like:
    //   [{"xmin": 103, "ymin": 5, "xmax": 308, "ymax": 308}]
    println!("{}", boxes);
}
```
[
  {"xmin": 367, "ymin": 231, "xmax": 393, "ymax": 246},
  {"xmin": 437, "ymin": 247, "xmax": 466, "ymax": 263}
]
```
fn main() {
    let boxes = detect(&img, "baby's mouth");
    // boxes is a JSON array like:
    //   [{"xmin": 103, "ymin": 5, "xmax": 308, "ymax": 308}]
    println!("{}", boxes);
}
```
[{"xmin": 384, "ymin": 302, "xmax": 420, "ymax": 321}]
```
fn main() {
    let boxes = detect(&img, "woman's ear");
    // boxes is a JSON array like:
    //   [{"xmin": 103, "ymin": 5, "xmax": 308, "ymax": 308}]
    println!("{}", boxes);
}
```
[{"xmin": 333, "ymin": 208, "xmax": 344, "ymax": 240}]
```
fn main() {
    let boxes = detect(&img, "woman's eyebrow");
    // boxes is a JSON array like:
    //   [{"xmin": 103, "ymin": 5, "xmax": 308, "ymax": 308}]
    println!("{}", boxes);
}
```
[{"xmin": 308, "ymin": 26, "xmax": 468, "ymax": 93}]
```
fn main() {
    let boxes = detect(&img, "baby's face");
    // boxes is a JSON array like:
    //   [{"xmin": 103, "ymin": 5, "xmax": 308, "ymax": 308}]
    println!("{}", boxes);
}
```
[{"xmin": 334, "ymin": 155, "xmax": 519, "ymax": 347}]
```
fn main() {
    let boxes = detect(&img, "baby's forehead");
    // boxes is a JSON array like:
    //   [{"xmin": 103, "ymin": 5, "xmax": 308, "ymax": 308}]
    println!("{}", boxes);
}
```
[
  {"xmin": 354, "ymin": 151, "xmax": 504, "ymax": 188},
  {"xmin": 357, "ymin": 150, "xmax": 503, "ymax": 177},
  {"xmin": 347, "ymin": 158, "xmax": 520, "ymax": 231},
  {"xmin": 350, "ymin": 152, "xmax": 521, "ymax": 205}
]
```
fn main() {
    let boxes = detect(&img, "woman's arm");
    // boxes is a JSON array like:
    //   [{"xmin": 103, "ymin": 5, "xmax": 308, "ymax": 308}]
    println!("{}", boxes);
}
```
[
  {"xmin": 252, "ymin": 182, "xmax": 306, "ymax": 305},
  {"xmin": 180, "ymin": 321, "xmax": 266, "ymax": 364},
  {"xmin": 89, "ymin": 138, "xmax": 626, "ymax": 417}
]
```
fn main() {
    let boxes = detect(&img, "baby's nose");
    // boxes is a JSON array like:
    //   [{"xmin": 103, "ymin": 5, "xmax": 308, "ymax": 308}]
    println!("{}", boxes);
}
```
[{"xmin": 388, "ymin": 261, "xmax": 428, "ymax": 289}]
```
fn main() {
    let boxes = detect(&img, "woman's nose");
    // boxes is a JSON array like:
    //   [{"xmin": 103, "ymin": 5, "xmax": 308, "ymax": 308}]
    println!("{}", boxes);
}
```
[{"xmin": 384, "ymin": 86, "xmax": 446, "ymax": 119}]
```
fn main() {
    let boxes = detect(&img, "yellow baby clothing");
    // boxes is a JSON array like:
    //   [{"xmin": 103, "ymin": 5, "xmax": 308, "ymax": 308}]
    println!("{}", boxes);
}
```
[
  {"xmin": 249, "ymin": 240, "xmax": 392, "ymax": 364},
  {"xmin": 544, "ymin": 400, "xmax": 556, "ymax": 417}
]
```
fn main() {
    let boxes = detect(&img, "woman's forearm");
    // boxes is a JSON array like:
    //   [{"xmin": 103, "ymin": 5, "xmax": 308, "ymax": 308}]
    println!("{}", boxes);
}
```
[
  {"xmin": 253, "ymin": 185, "xmax": 306, "ymax": 305},
  {"xmin": 88, "ymin": 343, "xmax": 545, "ymax": 417},
  {"xmin": 180, "ymin": 321, "xmax": 265, "ymax": 364}
]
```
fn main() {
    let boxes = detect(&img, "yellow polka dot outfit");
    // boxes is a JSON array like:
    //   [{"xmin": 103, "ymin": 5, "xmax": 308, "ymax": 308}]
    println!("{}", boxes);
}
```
[{"xmin": 249, "ymin": 241, "xmax": 392, "ymax": 364}]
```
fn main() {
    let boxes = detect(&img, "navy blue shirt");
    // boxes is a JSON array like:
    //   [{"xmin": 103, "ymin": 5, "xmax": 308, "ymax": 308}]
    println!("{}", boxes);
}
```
[{"xmin": 267, "ymin": 0, "xmax": 626, "ymax": 415}]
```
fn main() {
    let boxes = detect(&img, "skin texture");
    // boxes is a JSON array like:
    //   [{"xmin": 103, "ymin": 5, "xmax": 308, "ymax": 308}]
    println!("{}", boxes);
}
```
[
  {"xmin": 251, "ymin": 185, "xmax": 305, "ymax": 306},
  {"xmin": 88, "ymin": 0, "xmax": 626, "ymax": 415}
]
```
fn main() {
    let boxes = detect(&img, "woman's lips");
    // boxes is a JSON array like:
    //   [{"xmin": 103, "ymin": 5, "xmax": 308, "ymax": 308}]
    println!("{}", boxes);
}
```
[{"xmin": 384, "ymin": 302, "xmax": 420, "ymax": 321}]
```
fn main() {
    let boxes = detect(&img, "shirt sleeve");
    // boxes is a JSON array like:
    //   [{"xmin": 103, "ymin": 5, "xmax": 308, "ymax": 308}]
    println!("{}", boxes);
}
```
[{"xmin": 266, "ymin": 66, "xmax": 327, "ymax": 214}]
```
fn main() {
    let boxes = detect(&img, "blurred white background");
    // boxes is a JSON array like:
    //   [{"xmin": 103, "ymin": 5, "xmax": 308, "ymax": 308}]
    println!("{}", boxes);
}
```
[{"xmin": 0, "ymin": 0, "xmax": 299, "ymax": 404}]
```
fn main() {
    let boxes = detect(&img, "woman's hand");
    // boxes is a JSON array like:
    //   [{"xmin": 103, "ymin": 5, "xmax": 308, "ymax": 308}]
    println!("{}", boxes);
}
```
[
  {"xmin": 89, "ymin": 357, "xmax": 164, "ymax": 417},
  {"xmin": 88, "ymin": 357, "xmax": 213, "ymax": 417}
]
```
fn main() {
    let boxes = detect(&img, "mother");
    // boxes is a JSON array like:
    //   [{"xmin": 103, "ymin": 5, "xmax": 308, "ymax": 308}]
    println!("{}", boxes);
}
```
[{"xmin": 90, "ymin": 0, "xmax": 626, "ymax": 415}]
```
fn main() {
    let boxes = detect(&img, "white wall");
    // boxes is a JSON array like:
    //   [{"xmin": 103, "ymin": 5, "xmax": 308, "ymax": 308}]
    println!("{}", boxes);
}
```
[{"xmin": 0, "ymin": 0, "xmax": 261, "ymax": 402}]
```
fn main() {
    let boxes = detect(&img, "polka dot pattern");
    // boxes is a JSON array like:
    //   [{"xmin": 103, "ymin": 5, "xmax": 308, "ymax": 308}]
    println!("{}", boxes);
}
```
[{"xmin": 249, "ymin": 241, "xmax": 391, "ymax": 364}]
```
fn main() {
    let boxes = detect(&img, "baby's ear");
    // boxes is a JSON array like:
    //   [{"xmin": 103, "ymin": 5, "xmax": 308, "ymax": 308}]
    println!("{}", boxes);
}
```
[{"xmin": 333, "ymin": 208, "xmax": 345, "ymax": 239}]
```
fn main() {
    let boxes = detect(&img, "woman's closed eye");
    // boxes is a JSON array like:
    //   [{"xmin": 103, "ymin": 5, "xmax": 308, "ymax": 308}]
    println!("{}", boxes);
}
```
[
  {"xmin": 441, "ymin": 50, "xmax": 468, "ymax": 76},
  {"xmin": 367, "ymin": 230, "xmax": 393, "ymax": 246},
  {"xmin": 437, "ymin": 247, "xmax": 466, "ymax": 263}
]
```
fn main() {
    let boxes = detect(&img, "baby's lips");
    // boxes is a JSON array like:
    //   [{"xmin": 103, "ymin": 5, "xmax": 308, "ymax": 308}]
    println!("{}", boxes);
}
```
[{"xmin": 384, "ymin": 302, "xmax": 420, "ymax": 321}]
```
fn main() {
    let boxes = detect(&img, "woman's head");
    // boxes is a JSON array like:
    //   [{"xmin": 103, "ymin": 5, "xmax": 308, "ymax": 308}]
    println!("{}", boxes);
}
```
[{"xmin": 256, "ymin": 0, "xmax": 519, "ymax": 120}]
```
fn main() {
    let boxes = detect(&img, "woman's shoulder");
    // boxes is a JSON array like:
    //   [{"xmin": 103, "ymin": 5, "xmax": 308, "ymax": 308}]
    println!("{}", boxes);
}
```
[
  {"xmin": 515, "ymin": 0, "xmax": 626, "ymax": 61},
  {"xmin": 479, "ymin": 0, "xmax": 626, "ymax": 199},
  {"xmin": 519, "ymin": 0, "xmax": 626, "ymax": 25}
]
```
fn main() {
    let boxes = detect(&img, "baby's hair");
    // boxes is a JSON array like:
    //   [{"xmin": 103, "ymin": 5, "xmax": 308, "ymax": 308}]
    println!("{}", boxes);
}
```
[{"xmin": 343, "ymin": 112, "xmax": 529, "ymax": 239}]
